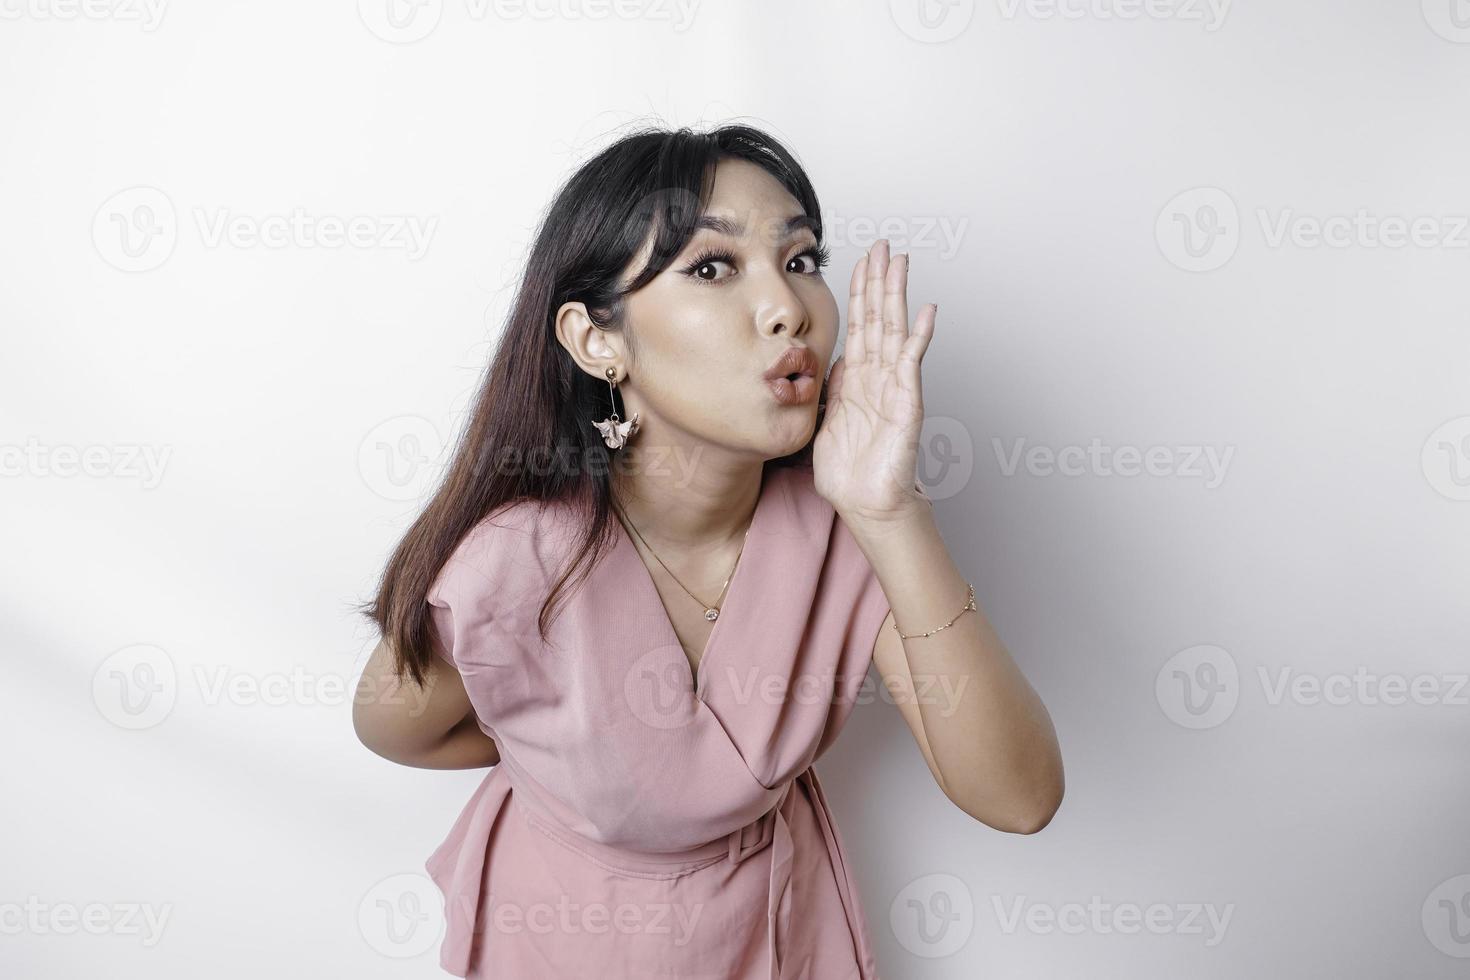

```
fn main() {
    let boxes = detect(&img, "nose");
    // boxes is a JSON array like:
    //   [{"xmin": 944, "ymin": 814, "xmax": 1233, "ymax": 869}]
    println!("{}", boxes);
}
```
[{"xmin": 752, "ymin": 268, "xmax": 810, "ymax": 339}]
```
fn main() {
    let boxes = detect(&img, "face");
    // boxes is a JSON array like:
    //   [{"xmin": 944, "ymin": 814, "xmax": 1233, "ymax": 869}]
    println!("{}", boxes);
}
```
[{"xmin": 563, "ymin": 157, "xmax": 838, "ymax": 468}]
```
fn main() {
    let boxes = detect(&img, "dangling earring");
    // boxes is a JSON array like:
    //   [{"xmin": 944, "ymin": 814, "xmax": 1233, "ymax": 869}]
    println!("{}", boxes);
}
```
[{"xmin": 592, "ymin": 366, "xmax": 640, "ymax": 449}]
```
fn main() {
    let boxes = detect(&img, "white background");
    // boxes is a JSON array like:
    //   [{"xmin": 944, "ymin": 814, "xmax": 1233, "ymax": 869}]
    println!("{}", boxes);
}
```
[{"xmin": 3, "ymin": 1, "xmax": 1469, "ymax": 977}]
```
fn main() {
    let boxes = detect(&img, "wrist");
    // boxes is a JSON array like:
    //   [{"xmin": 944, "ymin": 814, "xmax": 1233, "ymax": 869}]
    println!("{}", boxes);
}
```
[{"xmin": 838, "ymin": 494, "xmax": 934, "ymax": 545}]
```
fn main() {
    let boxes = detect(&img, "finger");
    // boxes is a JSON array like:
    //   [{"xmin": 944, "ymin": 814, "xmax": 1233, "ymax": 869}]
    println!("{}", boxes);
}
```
[
  {"xmin": 846, "ymin": 253, "xmax": 869, "ymax": 363},
  {"xmin": 864, "ymin": 239, "xmax": 889, "ymax": 364},
  {"xmin": 882, "ymin": 251, "xmax": 911, "ymax": 367},
  {"xmin": 898, "ymin": 302, "xmax": 936, "ymax": 395}
]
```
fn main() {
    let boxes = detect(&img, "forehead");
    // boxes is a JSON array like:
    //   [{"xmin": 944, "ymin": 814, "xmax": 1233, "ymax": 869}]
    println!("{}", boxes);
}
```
[
  {"xmin": 617, "ymin": 158, "xmax": 814, "ymax": 289},
  {"xmin": 698, "ymin": 158, "xmax": 810, "ymax": 243}
]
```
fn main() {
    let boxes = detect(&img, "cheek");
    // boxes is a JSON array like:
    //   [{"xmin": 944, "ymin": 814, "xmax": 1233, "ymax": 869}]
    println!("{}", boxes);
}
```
[
  {"xmin": 804, "ymin": 284, "xmax": 840, "ymax": 350},
  {"xmin": 626, "ymin": 285, "xmax": 733, "ymax": 358},
  {"xmin": 632, "ymin": 325, "xmax": 755, "ymax": 421}
]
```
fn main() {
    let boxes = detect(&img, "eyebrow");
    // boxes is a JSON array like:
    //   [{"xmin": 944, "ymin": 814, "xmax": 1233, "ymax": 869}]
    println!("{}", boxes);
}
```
[{"xmin": 692, "ymin": 213, "xmax": 819, "ymax": 240}]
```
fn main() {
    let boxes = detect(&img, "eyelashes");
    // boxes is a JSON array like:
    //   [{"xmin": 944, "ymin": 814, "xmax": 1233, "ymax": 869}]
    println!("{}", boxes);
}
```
[{"xmin": 679, "ymin": 241, "xmax": 832, "ymax": 284}]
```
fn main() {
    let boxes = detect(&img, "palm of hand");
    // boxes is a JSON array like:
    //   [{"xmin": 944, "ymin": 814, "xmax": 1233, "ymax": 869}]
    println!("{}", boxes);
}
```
[{"xmin": 812, "ymin": 239, "xmax": 937, "ymax": 523}]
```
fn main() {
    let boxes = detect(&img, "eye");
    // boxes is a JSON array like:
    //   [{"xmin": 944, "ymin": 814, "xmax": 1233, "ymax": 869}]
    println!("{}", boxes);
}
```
[
  {"xmin": 678, "ymin": 241, "xmax": 832, "ymax": 285},
  {"xmin": 680, "ymin": 248, "xmax": 738, "ymax": 284},
  {"xmin": 788, "ymin": 242, "xmax": 831, "ymax": 276}
]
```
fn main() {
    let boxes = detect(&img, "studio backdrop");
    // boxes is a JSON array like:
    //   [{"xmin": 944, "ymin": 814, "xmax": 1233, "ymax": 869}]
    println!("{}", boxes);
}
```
[{"xmin": 3, "ymin": 1, "xmax": 1467, "ymax": 977}]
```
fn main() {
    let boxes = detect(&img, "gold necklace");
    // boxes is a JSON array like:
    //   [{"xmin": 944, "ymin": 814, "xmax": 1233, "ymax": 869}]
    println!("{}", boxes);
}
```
[{"xmin": 616, "ymin": 504, "xmax": 752, "ymax": 623}]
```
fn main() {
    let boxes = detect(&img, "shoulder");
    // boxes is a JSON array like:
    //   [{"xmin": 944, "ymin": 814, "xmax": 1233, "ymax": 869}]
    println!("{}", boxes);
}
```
[{"xmin": 430, "ymin": 496, "xmax": 577, "ymax": 600}]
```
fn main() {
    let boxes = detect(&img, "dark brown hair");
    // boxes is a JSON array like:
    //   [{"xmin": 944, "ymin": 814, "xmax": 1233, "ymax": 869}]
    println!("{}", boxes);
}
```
[{"xmin": 360, "ymin": 122, "xmax": 830, "ymax": 687}]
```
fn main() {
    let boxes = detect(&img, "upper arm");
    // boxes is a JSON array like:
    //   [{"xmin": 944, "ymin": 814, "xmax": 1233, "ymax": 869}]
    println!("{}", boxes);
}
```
[
  {"xmin": 352, "ymin": 637, "xmax": 499, "ymax": 768},
  {"xmin": 871, "ymin": 609, "xmax": 947, "ymax": 793}
]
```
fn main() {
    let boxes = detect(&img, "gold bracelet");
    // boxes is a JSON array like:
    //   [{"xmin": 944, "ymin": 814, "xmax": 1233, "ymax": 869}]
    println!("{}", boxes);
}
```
[{"xmin": 892, "ymin": 582, "xmax": 976, "ymax": 639}]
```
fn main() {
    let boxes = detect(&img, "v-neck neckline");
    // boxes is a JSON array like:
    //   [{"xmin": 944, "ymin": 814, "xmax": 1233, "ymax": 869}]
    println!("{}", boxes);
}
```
[{"xmin": 613, "ymin": 466, "xmax": 776, "ymax": 700}]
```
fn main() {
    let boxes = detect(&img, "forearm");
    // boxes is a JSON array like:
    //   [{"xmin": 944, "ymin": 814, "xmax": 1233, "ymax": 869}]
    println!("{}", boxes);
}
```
[{"xmin": 847, "ymin": 504, "xmax": 1063, "ymax": 830}]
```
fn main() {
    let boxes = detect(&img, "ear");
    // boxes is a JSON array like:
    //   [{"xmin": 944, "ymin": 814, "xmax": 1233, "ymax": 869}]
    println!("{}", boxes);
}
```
[{"xmin": 555, "ymin": 300, "xmax": 623, "ymax": 380}]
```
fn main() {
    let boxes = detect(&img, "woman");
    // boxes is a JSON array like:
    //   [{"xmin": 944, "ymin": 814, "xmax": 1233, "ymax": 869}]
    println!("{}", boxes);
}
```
[{"xmin": 354, "ymin": 123, "xmax": 1063, "ymax": 979}]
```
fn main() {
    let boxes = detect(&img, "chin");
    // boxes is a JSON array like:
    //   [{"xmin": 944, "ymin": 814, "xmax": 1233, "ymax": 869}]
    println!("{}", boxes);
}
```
[{"xmin": 760, "ymin": 412, "xmax": 818, "ymax": 457}]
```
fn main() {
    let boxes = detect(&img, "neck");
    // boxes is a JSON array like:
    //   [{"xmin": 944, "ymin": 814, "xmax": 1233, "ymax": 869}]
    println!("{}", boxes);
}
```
[{"xmin": 609, "ymin": 450, "xmax": 765, "ymax": 552}]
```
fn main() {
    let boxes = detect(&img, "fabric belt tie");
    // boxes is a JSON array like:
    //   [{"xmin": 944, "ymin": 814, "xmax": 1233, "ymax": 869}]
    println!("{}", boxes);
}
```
[{"xmin": 725, "ymin": 778, "xmax": 797, "ymax": 979}]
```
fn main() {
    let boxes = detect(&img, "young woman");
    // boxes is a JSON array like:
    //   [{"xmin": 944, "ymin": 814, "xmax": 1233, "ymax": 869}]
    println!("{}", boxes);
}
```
[{"xmin": 354, "ymin": 123, "xmax": 1063, "ymax": 979}]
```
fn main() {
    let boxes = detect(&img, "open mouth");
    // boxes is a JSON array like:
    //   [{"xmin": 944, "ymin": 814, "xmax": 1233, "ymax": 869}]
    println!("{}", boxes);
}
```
[
  {"xmin": 766, "ymin": 373, "xmax": 819, "ymax": 406},
  {"xmin": 762, "ymin": 346, "xmax": 821, "ymax": 406}
]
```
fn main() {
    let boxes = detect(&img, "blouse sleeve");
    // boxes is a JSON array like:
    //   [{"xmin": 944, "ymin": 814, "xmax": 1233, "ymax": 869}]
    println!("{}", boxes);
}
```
[
  {"xmin": 422, "ymin": 507, "xmax": 545, "ymax": 741},
  {"xmin": 425, "ymin": 502, "xmax": 539, "ymax": 672},
  {"xmin": 426, "ymin": 554, "xmax": 499, "ymax": 671}
]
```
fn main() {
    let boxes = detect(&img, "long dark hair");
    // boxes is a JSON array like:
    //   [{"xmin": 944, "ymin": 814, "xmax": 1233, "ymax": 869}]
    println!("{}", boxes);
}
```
[{"xmin": 361, "ymin": 122, "xmax": 831, "ymax": 687}]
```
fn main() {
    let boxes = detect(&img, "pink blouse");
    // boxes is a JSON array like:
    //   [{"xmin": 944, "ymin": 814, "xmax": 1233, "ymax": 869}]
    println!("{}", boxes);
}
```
[{"xmin": 424, "ymin": 462, "xmax": 892, "ymax": 978}]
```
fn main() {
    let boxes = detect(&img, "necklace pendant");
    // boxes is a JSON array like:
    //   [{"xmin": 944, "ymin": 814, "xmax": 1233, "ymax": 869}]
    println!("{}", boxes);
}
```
[{"xmin": 704, "ymin": 608, "xmax": 719, "ymax": 622}]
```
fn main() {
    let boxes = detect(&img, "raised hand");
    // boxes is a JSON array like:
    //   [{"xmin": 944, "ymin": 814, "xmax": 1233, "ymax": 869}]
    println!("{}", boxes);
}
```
[{"xmin": 813, "ymin": 238, "xmax": 936, "ymax": 526}]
